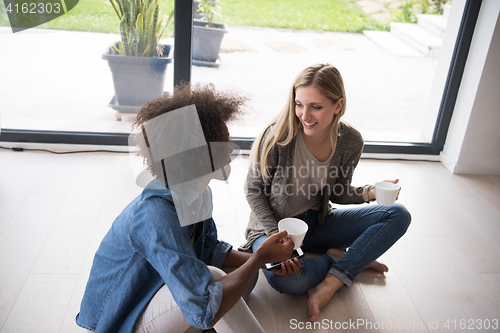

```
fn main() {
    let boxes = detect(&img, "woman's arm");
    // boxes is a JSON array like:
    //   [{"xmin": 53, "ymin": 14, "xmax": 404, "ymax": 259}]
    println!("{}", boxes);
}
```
[
  {"xmin": 330, "ymin": 133, "xmax": 366, "ymax": 205},
  {"xmin": 244, "ymin": 168, "xmax": 279, "ymax": 234},
  {"xmin": 221, "ymin": 248, "xmax": 253, "ymax": 268},
  {"xmin": 211, "ymin": 231, "xmax": 294, "ymax": 326}
]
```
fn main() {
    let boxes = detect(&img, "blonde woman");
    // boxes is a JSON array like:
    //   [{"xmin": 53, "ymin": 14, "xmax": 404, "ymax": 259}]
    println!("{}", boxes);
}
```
[{"xmin": 239, "ymin": 64, "xmax": 411, "ymax": 321}]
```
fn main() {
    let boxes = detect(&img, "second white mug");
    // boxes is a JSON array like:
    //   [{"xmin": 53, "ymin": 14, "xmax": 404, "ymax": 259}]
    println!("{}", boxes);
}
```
[
  {"xmin": 278, "ymin": 218, "xmax": 308, "ymax": 249},
  {"xmin": 374, "ymin": 182, "xmax": 401, "ymax": 206}
]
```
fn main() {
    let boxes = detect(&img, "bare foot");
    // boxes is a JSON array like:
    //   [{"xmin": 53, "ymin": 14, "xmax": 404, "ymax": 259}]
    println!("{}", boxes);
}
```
[
  {"xmin": 326, "ymin": 248, "xmax": 389, "ymax": 273},
  {"xmin": 307, "ymin": 274, "xmax": 343, "ymax": 322},
  {"xmin": 366, "ymin": 260, "xmax": 389, "ymax": 273}
]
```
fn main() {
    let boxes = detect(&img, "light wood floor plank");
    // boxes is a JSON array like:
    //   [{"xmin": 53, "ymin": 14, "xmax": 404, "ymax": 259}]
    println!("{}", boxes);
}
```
[
  {"xmin": 353, "ymin": 160, "xmax": 447, "ymax": 237},
  {"xmin": 452, "ymin": 194, "xmax": 500, "ymax": 252},
  {"xmin": 0, "ymin": 197, "xmax": 63, "ymax": 329},
  {"xmin": 489, "ymin": 175, "xmax": 500, "ymax": 187},
  {"xmin": 460, "ymin": 175, "xmax": 500, "ymax": 216},
  {"xmin": 354, "ymin": 159, "xmax": 425, "ymax": 186},
  {"xmin": 247, "ymin": 269, "xmax": 330, "ymax": 333},
  {"xmin": 401, "ymin": 176, "xmax": 500, "ymax": 273},
  {"xmin": 387, "ymin": 235, "xmax": 474, "ymax": 332},
  {"xmin": 30, "ymin": 153, "xmax": 118, "ymax": 274},
  {"xmin": 0, "ymin": 150, "xmax": 17, "ymax": 175},
  {"xmin": 0, "ymin": 152, "xmax": 50, "ymax": 237},
  {"xmin": 322, "ymin": 281, "xmax": 380, "ymax": 333},
  {"xmin": 1, "ymin": 274, "xmax": 77, "ymax": 333},
  {"xmin": 357, "ymin": 254, "xmax": 429, "ymax": 332},
  {"xmin": 480, "ymin": 273, "xmax": 500, "ymax": 298},
  {"xmin": 246, "ymin": 271, "xmax": 280, "ymax": 333},
  {"xmin": 421, "ymin": 235, "xmax": 500, "ymax": 322},
  {"xmin": 28, "ymin": 153, "xmax": 85, "ymax": 197},
  {"xmin": 418, "ymin": 161, "xmax": 478, "ymax": 195}
]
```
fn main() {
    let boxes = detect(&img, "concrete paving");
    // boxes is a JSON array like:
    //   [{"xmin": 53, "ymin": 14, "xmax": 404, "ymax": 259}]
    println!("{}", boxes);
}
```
[
  {"xmin": 204, "ymin": 25, "xmax": 437, "ymax": 141},
  {"xmin": 0, "ymin": 23, "xmax": 438, "ymax": 142}
]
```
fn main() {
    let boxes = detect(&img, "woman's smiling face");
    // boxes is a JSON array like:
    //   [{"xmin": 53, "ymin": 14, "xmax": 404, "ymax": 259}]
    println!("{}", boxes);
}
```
[{"xmin": 295, "ymin": 85, "xmax": 344, "ymax": 140}]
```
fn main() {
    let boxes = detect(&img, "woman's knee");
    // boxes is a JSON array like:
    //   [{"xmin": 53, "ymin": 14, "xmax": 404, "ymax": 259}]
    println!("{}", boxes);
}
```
[
  {"xmin": 264, "ymin": 271, "xmax": 308, "ymax": 295},
  {"xmin": 391, "ymin": 203, "xmax": 412, "ymax": 233},
  {"xmin": 263, "ymin": 258, "xmax": 328, "ymax": 295}
]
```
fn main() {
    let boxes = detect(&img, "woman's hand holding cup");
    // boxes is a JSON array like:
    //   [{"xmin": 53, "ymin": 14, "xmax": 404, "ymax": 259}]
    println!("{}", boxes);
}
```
[
  {"xmin": 370, "ymin": 179, "xmax": 401, "ymax": 206},
  {"xmin": 255, "ymin": 230, "xmax": 295, "ymax": 265}
]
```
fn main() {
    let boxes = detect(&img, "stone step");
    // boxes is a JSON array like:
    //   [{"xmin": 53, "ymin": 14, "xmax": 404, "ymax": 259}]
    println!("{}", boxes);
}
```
[
  {"xmin": 363, "ymin": 30, "xmax": 425, "ymax": 57},
  {"xmin": 418, "ymin": 14, "xmax": 448, "ymax": 37},
  {"xmin": 390, "ymin": 22, "xmax": 443, "ymax": 57}
]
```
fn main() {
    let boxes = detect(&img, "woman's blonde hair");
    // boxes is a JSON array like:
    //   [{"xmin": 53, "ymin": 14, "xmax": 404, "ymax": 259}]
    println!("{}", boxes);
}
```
[{"xmin": 250, "ymin": 64, "xmax": 347, "ymax": 182}]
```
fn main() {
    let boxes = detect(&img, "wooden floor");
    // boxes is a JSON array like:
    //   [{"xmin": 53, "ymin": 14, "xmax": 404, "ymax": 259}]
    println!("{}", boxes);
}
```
[{"xmin": 0, "ymin": 149, "xmax": 499, "ymax": 333}]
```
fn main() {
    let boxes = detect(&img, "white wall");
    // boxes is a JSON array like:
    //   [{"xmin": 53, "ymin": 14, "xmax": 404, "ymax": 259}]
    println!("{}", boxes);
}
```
[{"xmin": 441, "ymin": 0, "xmax": 500, "ymax": 175}]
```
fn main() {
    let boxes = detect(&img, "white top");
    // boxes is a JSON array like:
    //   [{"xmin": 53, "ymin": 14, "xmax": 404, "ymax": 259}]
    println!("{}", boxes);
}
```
[{"xmin": 284, "ymin": 131, "xmax": 331, "ymax": 217}]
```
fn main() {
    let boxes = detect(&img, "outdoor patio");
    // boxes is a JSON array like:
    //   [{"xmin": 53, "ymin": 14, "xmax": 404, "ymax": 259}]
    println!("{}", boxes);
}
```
[{"xmin": 0, "ymin": 19, "xmax": 438, "ymax": 143}]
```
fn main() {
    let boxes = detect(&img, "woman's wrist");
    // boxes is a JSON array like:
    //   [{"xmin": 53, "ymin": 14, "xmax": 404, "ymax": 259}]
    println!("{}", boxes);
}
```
[{"xmin": 363, "ymin": 185, "xmax": 375, "ymax": 203}]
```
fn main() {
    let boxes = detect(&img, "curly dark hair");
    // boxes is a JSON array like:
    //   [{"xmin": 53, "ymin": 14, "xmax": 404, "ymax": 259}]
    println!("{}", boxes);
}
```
[{"xmin": 133, "ymin": 83, "xmax": 246, "ymax": 182}]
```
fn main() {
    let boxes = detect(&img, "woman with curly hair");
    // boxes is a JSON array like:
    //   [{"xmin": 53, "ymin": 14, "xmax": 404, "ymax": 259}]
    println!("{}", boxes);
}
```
[
  {"xmin": 240, "ymin": 64, "xmax": 412, "ymax": 322},
  {"xmin": 76, "ymin": 84, "xmax": 297, "ymax": 333}
]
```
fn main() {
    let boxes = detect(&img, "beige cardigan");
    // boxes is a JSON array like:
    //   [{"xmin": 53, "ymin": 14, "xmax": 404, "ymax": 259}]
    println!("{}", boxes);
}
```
[{"xmin": 239, "ymin": 122, "xmax": 366, "ymax": 252}]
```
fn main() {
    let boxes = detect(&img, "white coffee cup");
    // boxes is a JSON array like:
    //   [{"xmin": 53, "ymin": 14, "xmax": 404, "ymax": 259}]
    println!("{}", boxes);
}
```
[
  {"xmin": 278, "ymin": 218, "xmax": 308, "ymax": 249},
  {"xmin": 374, "ymin": 181, "xmax": 401, "ymax": 206}
]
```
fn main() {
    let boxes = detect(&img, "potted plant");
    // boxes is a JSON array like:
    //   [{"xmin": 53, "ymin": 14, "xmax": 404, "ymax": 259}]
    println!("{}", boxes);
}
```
[
  {"xmin": 102, "ymin": 0, "xmax": 174, "ymax": 110},
  {"xmin": 192, "ymin": 0, "xmax": 227, "ymax": 66}
]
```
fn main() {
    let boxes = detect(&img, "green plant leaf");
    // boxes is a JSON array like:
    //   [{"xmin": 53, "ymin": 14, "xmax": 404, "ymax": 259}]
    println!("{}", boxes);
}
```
[
  {"xmin": 120, "ymin": 0, "xmax": 130, "ymax": 23},
  {"xmin": 108, "ymin": 0, "xmax": 122, "ymax": 19},
  {"xmin": 131, "ymin": 26, "xmax": 139, "ymax": 56},
  {"xmin": 136, "ymin": 13, "xmax": 144, "ymax": 53},
  {"xmin": 144, "ymin": 0, "xmax": 158, "ymax": 56},
  {"xmin": 129, "ymin": 0, "xmax": 136, "ymax": 22},
  {"xmin": 152, "ymin": 3, "xmax": 159, "ymax": 54},
  {"xmin": 129, "ymin": 0, "xmax": 138, "ymax": 56},
  {"xmin": 141, "ymin": 44, "xmax": 151, "ymax": 57},
  {"xmin": 110, "ymin": 45, "xmax": 121, "ymax": 54},
  {"xmin": 119, "ymin": 14, "xmax": 130, "ymax": 55},
  {"xmin": 107, "ymin": 0, "xmax": 171, "ymax": 56}
]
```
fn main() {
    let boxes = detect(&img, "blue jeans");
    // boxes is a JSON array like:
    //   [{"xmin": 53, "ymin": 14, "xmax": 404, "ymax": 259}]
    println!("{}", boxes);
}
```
[{"xmin": 252, "ymin": 203, "xmax": 411, "ymax": 294}]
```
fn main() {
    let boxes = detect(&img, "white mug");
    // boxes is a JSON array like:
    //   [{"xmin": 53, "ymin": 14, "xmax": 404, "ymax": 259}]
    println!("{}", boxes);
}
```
[
  {"xmin": 278, "ymin": 218, "xmax": 308, "ymax": 249},
  {"xmin": 375, "ymin": 182, "xmax": 401, "ymax": 206}
]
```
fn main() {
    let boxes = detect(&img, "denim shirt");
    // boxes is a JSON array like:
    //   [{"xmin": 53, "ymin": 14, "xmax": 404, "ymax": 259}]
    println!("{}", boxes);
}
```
[{"xmin": 76, "ymin": 179, "xmax": 232, "ymax": 332}]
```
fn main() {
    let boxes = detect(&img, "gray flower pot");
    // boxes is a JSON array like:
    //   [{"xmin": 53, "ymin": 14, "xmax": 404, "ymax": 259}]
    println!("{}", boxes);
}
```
[
  {"xmin": 102, "ymin": 44, "xmax": 172, "ymax": 107},
  {"xmin": 193, "ymin": 19, "xmax": 227, "ymax": 64}
]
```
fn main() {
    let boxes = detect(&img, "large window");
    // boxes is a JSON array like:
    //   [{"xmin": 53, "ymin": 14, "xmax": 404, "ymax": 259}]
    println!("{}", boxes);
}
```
[{"xmin": 0, "ymin": 0, "xmax": 482, "ymax": 154}]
